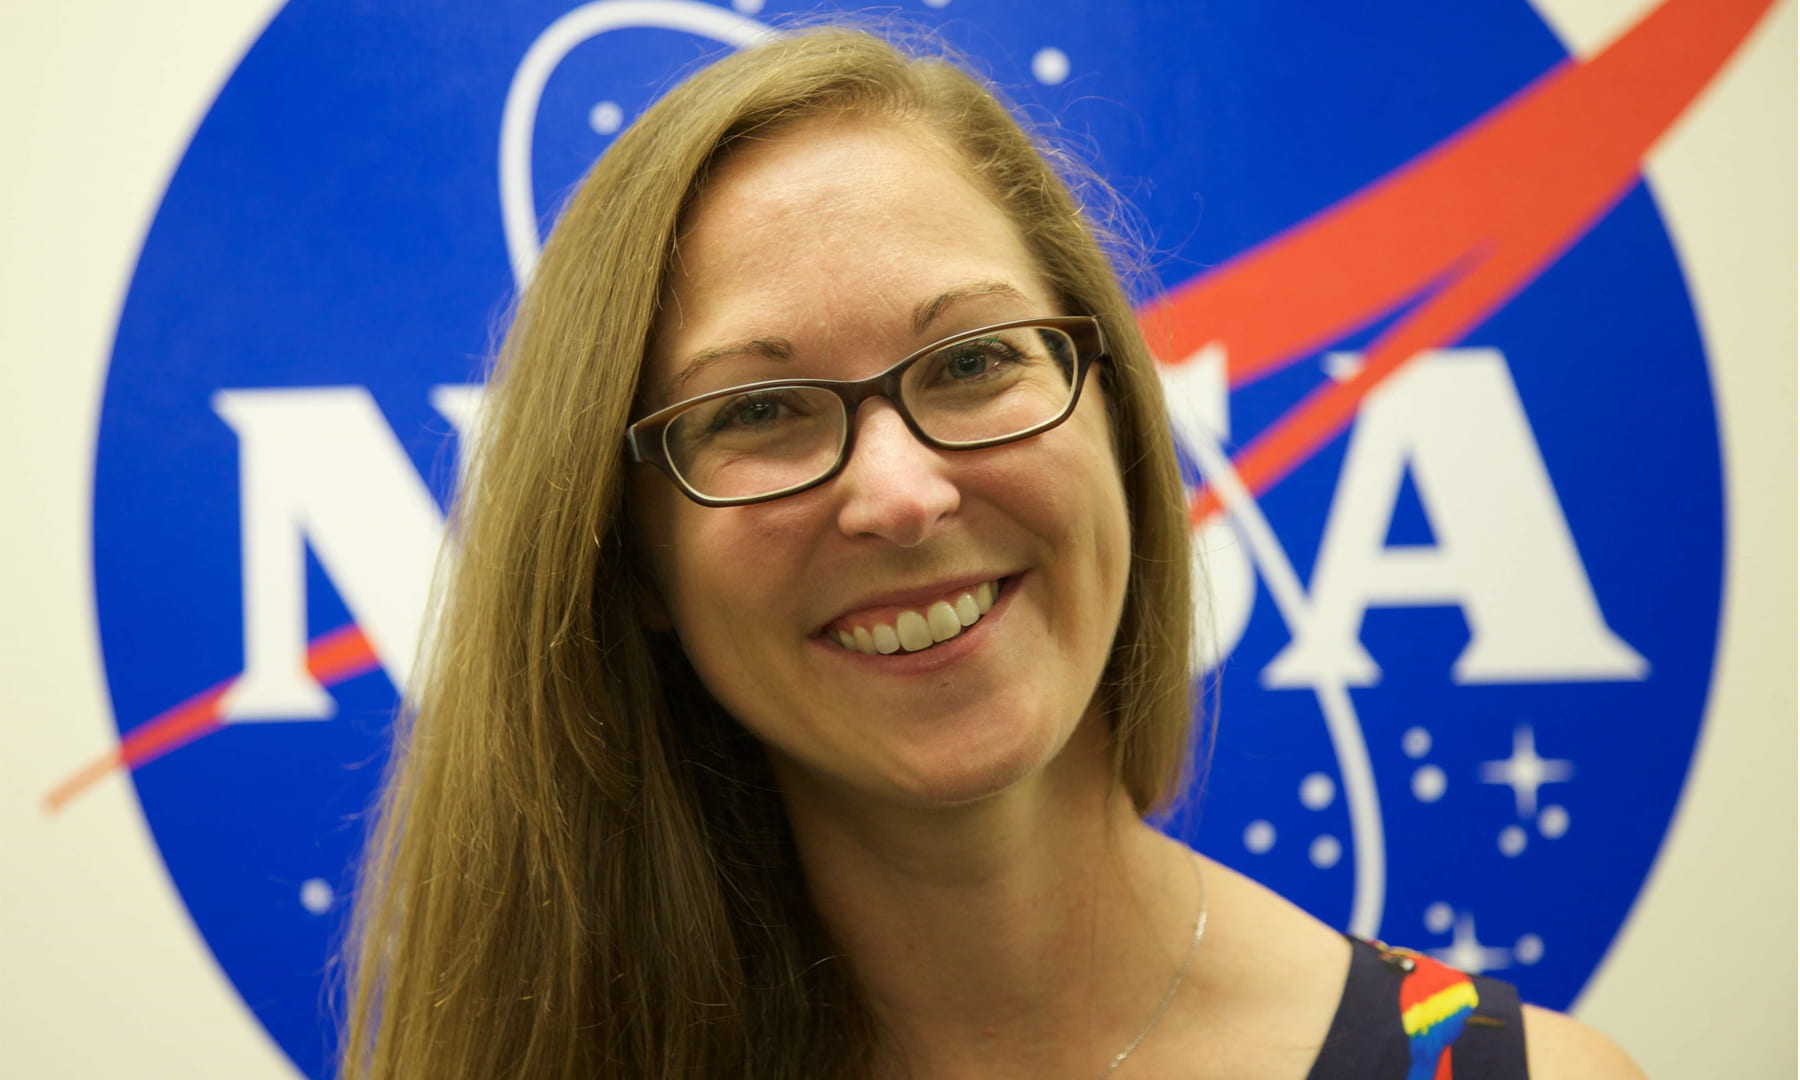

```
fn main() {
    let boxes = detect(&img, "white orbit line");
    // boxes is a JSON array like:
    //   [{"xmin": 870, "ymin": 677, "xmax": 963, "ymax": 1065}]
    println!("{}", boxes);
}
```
[
  {"xmin": 1182, "ymin": 421, "xmax": 1387, "ymax": 938},
  {"xmin": 499, "ymin": 0, "xmax": 776, "ymax": 288}
]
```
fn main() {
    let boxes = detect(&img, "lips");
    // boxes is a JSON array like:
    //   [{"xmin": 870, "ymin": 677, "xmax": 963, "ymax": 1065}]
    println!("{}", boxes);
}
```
[{"xmin": 822, "ymin": 579, "xmax": 1004, "ymax": 655}]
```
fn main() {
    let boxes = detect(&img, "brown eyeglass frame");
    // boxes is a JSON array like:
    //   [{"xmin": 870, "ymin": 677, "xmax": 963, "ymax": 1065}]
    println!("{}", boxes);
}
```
[{"xmin": 625, "ymin": 315, "xmax": 1109, "ymax": 507}]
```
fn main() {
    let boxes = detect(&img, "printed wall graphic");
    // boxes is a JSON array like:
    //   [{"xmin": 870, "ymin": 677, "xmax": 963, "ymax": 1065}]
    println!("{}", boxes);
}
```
[{"xmin": 44, "ymin": 0, "xmax": 1778, "ymax": 1075}]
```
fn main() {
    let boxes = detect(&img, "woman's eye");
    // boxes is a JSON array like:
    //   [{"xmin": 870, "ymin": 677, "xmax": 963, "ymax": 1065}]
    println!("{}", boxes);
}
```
[
  {"xmin": 708, "ymin": 391, "xmax": 795, "ymax": 433},
  {"xmin": 727, "ymin": 397, "xmax": 777, "ymax": 428},
  {"xmin": 940, "ymin": 339, "xmax": 1019, "ymax": 380},
  {"xmin": 947, "ymin": 350, "xmax": 990, "ymax": 378}
]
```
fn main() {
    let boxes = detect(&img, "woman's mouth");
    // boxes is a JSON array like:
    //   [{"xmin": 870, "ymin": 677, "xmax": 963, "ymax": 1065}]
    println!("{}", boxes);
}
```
[{"xmin": 824, "ymin": 578, "xmax": 1006, "ymax": 655}]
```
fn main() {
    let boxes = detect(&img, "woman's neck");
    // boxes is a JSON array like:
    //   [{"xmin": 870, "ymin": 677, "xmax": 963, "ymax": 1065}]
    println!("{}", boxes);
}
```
[{"xmin": 771, "ymin": 721, "xmax": 1205, "ymax": 1080}]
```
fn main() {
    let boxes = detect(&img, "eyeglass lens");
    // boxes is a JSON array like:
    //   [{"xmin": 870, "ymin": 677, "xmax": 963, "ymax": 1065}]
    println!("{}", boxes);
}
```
[{"xmin": 662, "ymin": 324, "xmax": 1079, "ymax": 501}]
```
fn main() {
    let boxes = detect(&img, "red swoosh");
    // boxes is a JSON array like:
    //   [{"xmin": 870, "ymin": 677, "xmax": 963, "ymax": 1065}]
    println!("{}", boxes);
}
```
[
  {"xmin": 46, "ymin": 0, "xmax": 1777, "ymax": 812},
  {"xmin": 44, "ymin": 624, "xmax": 378, "ymax": 812},
  {"xmin": 1139, "ymin": 0, "xmax": 1780, "ymax": 526}
]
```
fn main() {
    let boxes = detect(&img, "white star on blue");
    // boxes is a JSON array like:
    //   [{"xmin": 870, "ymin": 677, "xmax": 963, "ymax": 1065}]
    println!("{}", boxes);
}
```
[{"xmin": 1479, "ymin": 724, "xmax": 1574, "ymax": 818}]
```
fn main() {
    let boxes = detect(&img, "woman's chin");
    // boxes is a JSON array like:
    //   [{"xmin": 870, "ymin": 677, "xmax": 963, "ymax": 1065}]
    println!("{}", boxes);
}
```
[
  {"xmin": 766, "ymin": 697, "xmax": 1108, "ymax": 819},
  {"xmin": 887, "ymin": 756, "xmax": 1041, "ymax": 810},
  {"xmin": 869, "ymin": 718, "xmax": 1092, "ymax": 812}
]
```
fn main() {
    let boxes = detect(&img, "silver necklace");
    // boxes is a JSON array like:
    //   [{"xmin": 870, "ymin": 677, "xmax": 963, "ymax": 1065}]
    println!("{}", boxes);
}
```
[{"xmin": 1098, "ymin": 855, "xmax": 1209, "ymax": 1077}]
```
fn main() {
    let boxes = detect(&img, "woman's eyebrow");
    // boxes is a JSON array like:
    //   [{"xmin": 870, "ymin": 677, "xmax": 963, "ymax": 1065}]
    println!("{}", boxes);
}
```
[
  {"xmin": 661, "ymin": 282, "xmax": 1026, "ymax": 403},
  {"xmin": 911, "ymin": 280, "xmax": 1030, "ymax": 334},
  {"xmin": 665, "ymin": 337, "xmax": 795, "ymax": 403}
]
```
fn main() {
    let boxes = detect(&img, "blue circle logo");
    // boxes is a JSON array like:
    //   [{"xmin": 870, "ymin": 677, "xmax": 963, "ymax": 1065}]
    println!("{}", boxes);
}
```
[{"xmin": 79, "ymin": 1, "xmax": 1742, "ymax": 1074}]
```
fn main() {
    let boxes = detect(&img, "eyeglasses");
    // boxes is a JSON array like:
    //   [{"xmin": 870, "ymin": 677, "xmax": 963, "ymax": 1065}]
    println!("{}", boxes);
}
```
[{"xmin": 626, "ymin": 315, "xmax": 1108, "ymax": 507}]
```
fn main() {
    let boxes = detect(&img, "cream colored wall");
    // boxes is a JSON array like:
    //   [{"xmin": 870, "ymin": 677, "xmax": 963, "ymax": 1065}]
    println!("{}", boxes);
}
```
[{"xmin": 0, "ymin": 2, "xmax": 1790, "ymax": 1077}]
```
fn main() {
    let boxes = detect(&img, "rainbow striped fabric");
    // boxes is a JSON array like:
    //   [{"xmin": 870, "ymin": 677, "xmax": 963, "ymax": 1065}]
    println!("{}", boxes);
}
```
[{"xmin": 1387, "ymin": 944, "xmax": 1481, "ymax": 1080}]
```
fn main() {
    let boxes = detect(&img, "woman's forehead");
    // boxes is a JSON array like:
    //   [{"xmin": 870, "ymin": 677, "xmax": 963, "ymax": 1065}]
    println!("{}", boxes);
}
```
[
  {"xmin": 679, "ymin": 119, "xmax": 1003, "ymax": 261},
  {"xmin": 649, "ymin": 119, "xmax": 1052, "ymax": 385}
]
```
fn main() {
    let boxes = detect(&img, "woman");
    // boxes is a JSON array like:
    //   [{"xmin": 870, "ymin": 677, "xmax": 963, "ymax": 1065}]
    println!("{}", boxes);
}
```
[{"xmin": 342, "ymin": 27, "xmax": 1644, "ymax": 1080}]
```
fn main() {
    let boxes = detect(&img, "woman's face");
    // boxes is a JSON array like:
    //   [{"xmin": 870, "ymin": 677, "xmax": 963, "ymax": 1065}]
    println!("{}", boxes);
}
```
[{"xmin": 634, "ymin": 117, "xmax": 1132, "ymax": 811}]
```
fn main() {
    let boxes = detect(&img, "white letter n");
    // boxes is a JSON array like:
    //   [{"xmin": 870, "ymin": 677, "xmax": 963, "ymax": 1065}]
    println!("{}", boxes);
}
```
[{"xmin": 211, "ymin": 387, "xmax": 447, "ymax": 721}]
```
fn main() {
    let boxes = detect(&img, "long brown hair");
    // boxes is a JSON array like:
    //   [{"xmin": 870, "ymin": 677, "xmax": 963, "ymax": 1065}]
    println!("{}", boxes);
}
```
[{"xmin": 340, "ymin": 25, "xmax": 1195, "ymax": 1080}]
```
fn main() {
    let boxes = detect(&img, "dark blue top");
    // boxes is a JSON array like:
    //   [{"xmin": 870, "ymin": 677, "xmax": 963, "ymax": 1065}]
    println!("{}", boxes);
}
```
[{"xmin": 1305, "ymin": 937, "xmax": 1528, "ymax": 1080}]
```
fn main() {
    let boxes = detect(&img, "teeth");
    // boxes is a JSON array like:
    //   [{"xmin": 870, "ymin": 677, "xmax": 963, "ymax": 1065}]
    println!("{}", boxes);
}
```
[
  {"xmin": 926, "ymin": 601, "xmax": 961, "ymax": 643},
  {"xmin": 872, "ymin": 624, "xmax": 901, "ymax": 655},
  {"xmin": 829, "ymin": 579, "xmax": 1004, "ymax": 656},
  {"xmin": 896, "ymin": 610, "xmax": 933, "ymax": 651},
  {"xmin": 954, "ymin": 593, "xmax": 980, "ymax": 627}
]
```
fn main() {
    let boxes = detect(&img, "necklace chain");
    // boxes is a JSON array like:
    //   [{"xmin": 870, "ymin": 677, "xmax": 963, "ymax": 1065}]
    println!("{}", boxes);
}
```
[{"xmin": 1098, "ymin": 855, "xmax": 1209, "ymax": 1078}]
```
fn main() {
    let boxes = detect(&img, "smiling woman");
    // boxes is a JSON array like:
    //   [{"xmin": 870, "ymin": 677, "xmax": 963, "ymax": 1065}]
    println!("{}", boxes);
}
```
[
  {"xmin": 630, "ymin": 115, "xmax": 1139, "ymax": 818},
  {"xmin": 339, "ymin": 25, "xmax": 1642, "ymax": 1080}
]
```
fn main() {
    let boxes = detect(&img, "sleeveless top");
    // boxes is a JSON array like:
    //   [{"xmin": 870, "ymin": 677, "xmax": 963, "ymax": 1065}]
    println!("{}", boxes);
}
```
[{"xmin": 1304, "ymin": 937, "xmax": 1530, "ymax": 1080}]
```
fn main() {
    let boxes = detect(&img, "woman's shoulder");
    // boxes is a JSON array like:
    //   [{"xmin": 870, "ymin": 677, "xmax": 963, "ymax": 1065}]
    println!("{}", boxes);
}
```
[
  {"xmin": 1192, "ymin": 858, "xmax": 1645, "ymax": 1080},
  {"xmin": 1520, "ymin": 1004, "xmax": 1647, "ymax": 1080}
]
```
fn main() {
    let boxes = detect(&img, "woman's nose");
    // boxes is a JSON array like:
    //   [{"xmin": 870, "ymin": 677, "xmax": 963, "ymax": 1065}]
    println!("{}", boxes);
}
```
[{"xmin": 832, "ymin": 399, "xmax": 960, "ymax": 546}]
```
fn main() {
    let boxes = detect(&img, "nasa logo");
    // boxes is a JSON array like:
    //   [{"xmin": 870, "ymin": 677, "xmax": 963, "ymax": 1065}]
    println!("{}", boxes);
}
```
[{"xmin": 63, "ymin": 0, "xmax": 1758, "ymax": 1075}]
